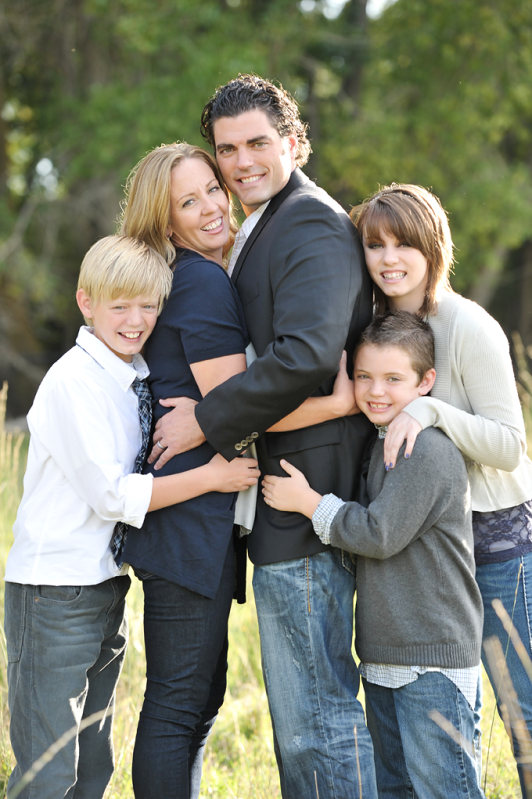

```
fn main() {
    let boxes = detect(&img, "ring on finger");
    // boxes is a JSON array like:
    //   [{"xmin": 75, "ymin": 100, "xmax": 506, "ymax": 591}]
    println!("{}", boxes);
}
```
[{"xmin": 156, "ymin": 440, "xmax": 167, "ymax": 451}]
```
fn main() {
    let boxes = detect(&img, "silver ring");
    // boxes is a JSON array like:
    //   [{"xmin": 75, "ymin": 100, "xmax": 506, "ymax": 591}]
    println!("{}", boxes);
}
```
[{"xmin": 156, "ymin": 440, "xmax": 166, "ymax": 450}]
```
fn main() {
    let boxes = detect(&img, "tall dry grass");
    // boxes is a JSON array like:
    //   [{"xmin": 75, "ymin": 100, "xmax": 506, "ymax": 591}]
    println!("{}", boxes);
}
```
[{"xmin": 0, "ymin": 376, "xmax": 525, "ymax": 798}]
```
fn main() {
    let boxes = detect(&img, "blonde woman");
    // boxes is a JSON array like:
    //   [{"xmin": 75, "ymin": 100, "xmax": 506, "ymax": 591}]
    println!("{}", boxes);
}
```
[{"xmin": 119, "ymin": 143, "xmax": 356, "ymax": 798}]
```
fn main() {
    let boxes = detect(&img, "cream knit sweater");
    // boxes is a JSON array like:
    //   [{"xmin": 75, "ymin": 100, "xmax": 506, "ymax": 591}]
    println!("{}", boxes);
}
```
[{"xmin": 404, "ymin": 292, "xmax": 532, "ymax": 511}]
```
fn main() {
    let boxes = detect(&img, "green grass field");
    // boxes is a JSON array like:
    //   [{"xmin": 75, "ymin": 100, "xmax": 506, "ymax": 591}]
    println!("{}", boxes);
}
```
[{"xmin": 0, "ymin": 380, "xmax": 524, "ymax": 798}]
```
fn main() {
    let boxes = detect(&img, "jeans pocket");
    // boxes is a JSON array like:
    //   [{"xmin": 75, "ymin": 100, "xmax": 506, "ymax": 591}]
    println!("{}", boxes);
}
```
[
  {"xmin": 38, "ymin": 585, "xmax": 82, "ymax": 602},
  {"xmin": 5, "ymin": 583, "xmax": 27, "ymax": 663},
  {"xmin": 134, "ymin": 568, "xmax": 157, "ymax": 581},
  {"xmin": 341, "ymin": 550, "xmax": 357, "ymax": 577}
]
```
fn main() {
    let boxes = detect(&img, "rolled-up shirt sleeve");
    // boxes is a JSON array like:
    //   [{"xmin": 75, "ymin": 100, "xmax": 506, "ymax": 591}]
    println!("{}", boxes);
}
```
[{"xmin": 312, "ymin": 493, "xmax": 346, "ymax": 545}]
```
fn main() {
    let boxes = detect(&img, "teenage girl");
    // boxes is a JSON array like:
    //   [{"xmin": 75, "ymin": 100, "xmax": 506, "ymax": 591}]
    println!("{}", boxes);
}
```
[{"xmin": 352, "ymin": 184, "xmax": 532, "ymax": 796}]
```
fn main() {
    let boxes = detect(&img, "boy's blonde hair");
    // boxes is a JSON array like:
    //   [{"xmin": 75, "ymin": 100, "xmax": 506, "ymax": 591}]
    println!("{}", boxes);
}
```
[
  {"xmin": 119, "ymin": 142, "xmax": 238, "ymax": 265},
  {"xmin": 350, "ymin": 184, "xmax": 454, "ymax": 316},
  {"xmin": 77, "ymin": 236, "xmax": 173, "ymax": 322}
]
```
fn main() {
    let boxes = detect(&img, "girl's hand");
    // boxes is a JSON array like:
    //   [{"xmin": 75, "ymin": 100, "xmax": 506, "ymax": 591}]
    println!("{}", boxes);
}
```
[
  {"xmin": 208, "ymin": 453, "xmax": 260, "ymax": 492},
  {"xmin": 383, "ymin": 411, "xmax": 422, "ymax": 469},
  {"xmin": 331, "ymin": 351, "xmax": 359, "ymax": 417},
  {"xmin": 262, "ymin": 459, "xmax": 323, "ymax": 518}
]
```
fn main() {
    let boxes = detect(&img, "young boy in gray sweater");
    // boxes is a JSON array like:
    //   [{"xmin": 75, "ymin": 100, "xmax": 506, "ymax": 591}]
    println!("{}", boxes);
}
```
[{"xmin": 262, "ymin": 310, "xmax": 485, "ymax": 799}]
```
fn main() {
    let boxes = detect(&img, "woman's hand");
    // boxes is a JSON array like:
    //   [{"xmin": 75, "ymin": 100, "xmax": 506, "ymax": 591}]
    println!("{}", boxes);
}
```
[
  {"xmin": 383, "ymin": 411, "xmax": 422, "ymax": 469},
  {"xmin": 207, "ymin": 453, "xmax": 260, "ymax": 493},
  {"xmin": 262, "ymin": 459, "xmax": 323, "ymax": 519},
  {"xmin": 331, "ymin": 351, "xmax": 359, "ymax": 417}
]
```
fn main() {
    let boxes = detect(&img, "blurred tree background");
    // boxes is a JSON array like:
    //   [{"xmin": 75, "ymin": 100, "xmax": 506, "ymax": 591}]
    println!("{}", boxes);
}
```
[{"xmin": 1, "ymin": 0, "xmax": 531, "ymax": 417}]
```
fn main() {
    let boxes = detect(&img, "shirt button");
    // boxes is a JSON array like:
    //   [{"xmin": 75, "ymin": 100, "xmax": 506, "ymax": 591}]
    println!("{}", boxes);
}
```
[{"xmin": 235, "ymin": 443, "xmax": 243, "ymax": 451}]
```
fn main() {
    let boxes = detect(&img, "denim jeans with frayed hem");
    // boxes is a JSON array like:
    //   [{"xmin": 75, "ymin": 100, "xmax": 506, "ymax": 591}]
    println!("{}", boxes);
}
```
[
  {"xmin": 5, "ymin": 576, "xmax": 130, "ymax": 799},
  {"xmin": 131, "ymin": 539, "xmax": 234, "ymax": 799},
  {"xmin": 364, "ymin": 672, "xmax": 485, "ymax": 799},
  {"xmin": 477, "ymin": 552, "xmax": 532, "ymax": 799},
  {"xmin": 253, "ymin": 549, "xmax": 378, "ymax": 799}
]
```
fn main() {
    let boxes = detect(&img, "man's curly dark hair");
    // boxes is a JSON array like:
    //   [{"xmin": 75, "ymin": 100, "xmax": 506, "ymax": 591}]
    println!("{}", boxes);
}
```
[{"xmin": 200, "ymin": 74, "xmax": 312, "ymax": 168}]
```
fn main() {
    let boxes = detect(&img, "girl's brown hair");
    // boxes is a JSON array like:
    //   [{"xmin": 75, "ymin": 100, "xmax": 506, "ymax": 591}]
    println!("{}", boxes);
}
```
[
  {"xmin": 350, "ymin": 184, "xmax": 454, "ymax": 316},
  {"xmin": 119, "ymin": 142, "xmax": 238, "ymax": 266}
]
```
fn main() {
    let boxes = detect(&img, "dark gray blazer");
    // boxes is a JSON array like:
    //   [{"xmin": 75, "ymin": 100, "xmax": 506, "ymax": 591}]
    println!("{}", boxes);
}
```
[{"xmin": 196, "ymin": 168, "xmax": 375, "ymax": 565}]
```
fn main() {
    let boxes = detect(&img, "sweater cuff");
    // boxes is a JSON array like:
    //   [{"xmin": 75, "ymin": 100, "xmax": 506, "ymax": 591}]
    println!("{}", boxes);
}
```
[
  {"xmin": 403, "ymin": 397, "xmax": 438, "ymax": 430},
  {"xmin": 312, "ymin": 494, "xmax": 346, "ymax": 544}
]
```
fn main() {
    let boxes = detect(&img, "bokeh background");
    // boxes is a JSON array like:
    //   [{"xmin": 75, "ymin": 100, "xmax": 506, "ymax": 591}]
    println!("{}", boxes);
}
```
[{"xmin": 1, "ymin": 0, "xmax": 531, "ymax": 418}]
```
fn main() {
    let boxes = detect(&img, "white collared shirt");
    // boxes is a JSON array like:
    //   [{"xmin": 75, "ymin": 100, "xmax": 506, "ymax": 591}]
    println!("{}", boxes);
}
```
[
  {"xmin": 227, "ymin": 201, "xmax": 270, "ymax": 277},
  {"xmin": 5, "ymin": 327, "xmax": 154, "ymax": 586}
]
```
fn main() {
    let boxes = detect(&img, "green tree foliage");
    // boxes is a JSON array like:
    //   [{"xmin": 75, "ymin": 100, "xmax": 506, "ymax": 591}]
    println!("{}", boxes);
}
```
[
  {"xmin": 1, "ymin": 0, "xmax": 532, "ymax": 414},
  {"xmin": 325, "ymin": 0, "xmax": 532, "ymax": 301}
]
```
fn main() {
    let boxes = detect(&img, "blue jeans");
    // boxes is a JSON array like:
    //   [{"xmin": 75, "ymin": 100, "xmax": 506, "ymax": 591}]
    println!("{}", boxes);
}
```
[
  {"xmin": 476, "ymin": 553, "xmax": 532, "ymax": 798},
  {"xmin": 131, "ymin": 540, "xmax": 234, "ymax": 799},
  {"xmin": 5, "ymin": 576, "xmax": 130, "ymax": 799},
  {"xmin": 253, "ymin": 549, "xmax": 378, "ymax": 799},
  {"xmin": 364, "ymin": 673, "xmax": 484, "ymax": 799}
]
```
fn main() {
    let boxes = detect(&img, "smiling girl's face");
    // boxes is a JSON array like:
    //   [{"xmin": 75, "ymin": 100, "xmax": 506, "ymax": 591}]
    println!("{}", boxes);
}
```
[
  {"xmin": 167, "ymin": 158, "xmax": 229, "ymax": 265},
  {"xmin": 363, "ymin": 228, "xmax": 429, "ymax": 314}
]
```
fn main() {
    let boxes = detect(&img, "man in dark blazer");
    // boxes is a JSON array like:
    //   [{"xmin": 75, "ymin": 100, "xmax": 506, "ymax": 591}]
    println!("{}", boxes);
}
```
[{"xmin": 151, "ymin": 75, "xmax": 377, "ymax": 798}]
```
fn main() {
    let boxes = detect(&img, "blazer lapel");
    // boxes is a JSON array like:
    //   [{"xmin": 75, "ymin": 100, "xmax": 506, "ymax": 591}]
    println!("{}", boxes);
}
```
[{"xmin": 231, "ymin": 168, "xmax": 309, "ymax": 284}]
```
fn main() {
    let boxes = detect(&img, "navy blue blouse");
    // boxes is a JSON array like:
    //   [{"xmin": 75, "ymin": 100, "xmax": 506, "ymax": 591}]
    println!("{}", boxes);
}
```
[{"xmin": 123, "ymin": 249, "xmax": 248, "ymax": 598}]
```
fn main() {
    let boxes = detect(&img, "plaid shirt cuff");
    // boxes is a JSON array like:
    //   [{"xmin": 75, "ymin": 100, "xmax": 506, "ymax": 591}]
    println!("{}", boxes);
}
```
[{"xmin": 312, "ymin": 493, "xmax": 346, "ymax": 545}]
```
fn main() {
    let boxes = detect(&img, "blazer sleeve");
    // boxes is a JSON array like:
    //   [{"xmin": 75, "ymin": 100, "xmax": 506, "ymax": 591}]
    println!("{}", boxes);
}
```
[{"xmin": 195, "ymin": 192, "xmax": 370, "ymax": 461}]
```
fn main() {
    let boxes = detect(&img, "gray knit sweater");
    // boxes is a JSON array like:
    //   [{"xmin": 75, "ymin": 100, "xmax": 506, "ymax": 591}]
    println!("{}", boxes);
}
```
[{"xmin": 330, "ymin": 427, "xmax": 483, "ymax": 668}]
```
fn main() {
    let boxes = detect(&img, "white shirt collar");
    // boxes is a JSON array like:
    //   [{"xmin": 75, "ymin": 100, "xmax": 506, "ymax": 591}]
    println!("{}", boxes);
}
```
[
  {"xmin": 227, "ymin": 201, "xmax": 271, "ymax": 277},
  {"xmin": 240, "ymin": 200, "xmax": 270, "ymax": 237},
  {"xmin": 76, "ymin": 326, "xmax": 150, "ymax": 392}
]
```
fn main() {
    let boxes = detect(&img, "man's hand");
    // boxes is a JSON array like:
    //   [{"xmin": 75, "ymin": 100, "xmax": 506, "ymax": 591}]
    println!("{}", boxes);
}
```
[
  {"xmin": 262, "ymin": 459, "xmax": 322, "ymax": 519},
  {"xmin": 148, "ymin": 397, "xmax": 205, "ymax": 470},
  {"xmin": 383, "ymin": 411, "xmax": 422, "ymax": 469}
]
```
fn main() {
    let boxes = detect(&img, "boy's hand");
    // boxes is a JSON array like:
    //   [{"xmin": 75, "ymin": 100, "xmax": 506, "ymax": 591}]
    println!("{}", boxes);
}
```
[
  {"xmin": 383, "ymin": 411, "xmax": 422, "ymax": 469},
  {"xmin": 331, "ymin": 351, "xmax": 359, "ymax": 417},
  {"xmin": 207, "ymin": 453, "xmax": 260, "ymax": 493},
  {"xmin": 262, "ymin": 459, "xmax": 323, "ymax": 519}
]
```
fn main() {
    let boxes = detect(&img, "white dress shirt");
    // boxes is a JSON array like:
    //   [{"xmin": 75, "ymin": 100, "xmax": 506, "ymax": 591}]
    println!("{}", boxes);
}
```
[
  {"xmin": 228, "ymin": 203, "xmax": 269, "ymax": 533},
  {"xmin": 227, "ymin": 201, "xmax": 270, "ymax": 277},
  {"xmin": 5, "ymin": 327, "xmax": 154, "ymax": 586}
]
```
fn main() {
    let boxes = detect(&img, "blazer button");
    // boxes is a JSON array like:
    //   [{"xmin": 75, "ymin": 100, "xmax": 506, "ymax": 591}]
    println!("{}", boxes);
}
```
[
  {"xmin": 235, "ymin": 443, "xmax": 243, "ymax": 451},
  {"xmin": 240, "ymin": 440, "xmax": 248, "ymax": 448},
  {"xmin": 251, "ymin": 432, "xmax": 259, "ymax": 439},
  {"xmin": 246, "ymin": 436, "xmax": 254, "ymax": 444}
]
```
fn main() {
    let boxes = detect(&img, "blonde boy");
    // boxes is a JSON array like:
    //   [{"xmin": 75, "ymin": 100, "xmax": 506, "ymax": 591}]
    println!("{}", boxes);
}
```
[
  {"xmin": 4, "ymin": 236, "xmax": 258, "ymax": 799},
  {"xmin": 262, "ymin": 311, "xmax": 484, "ymax": 799}
]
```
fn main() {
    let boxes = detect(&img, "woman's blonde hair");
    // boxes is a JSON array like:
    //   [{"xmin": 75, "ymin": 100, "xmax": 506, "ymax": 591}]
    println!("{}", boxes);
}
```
[
  {"xmin": 77, "ymin": 235, "xmax": 173, "ymax": 322},
  {"xmin": 350, "ymin": 184, "xmax": 454, "ymax": 316},
  {"xmin": 119, "ymin": 142, "xmax": 238, "ymax": 266}
]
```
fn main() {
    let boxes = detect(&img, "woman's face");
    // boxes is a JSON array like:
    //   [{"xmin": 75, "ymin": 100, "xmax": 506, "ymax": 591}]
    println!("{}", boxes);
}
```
[
  {"xmin": 363, "ymin": 227, "xmax": 429, "ymax": 314},
  {"xmin": 167, "ymin": 158, "xmax": 229, "ymax": 265}
]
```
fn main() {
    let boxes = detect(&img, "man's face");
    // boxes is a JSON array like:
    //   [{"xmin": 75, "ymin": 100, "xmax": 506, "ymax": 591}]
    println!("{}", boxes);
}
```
[{"xmin": 213, "ymin": 109, "xmax": 297, "ymax": 215}]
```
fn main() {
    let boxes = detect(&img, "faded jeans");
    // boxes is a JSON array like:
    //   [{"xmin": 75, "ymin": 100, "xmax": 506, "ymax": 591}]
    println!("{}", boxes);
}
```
[
  {"xmin": 5, "ymin": 576, "xmax": 130, "ymax": 799},
  {"xmin": 253, "ymin": 549, "xmax": 378, "ymax": 799},
  {"xmin": 364, "ymin": 672, "xmax": 485, "ymax": 799},
  {"xmin": 477, "ymin": 553, "xmax": 532, "ymax": 798}
]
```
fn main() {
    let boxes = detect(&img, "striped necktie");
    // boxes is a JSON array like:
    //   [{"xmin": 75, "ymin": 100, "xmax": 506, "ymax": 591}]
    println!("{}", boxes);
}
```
[{"xmin": 110, "ymin": 376, "xmax": 153, "ymax": 565}]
